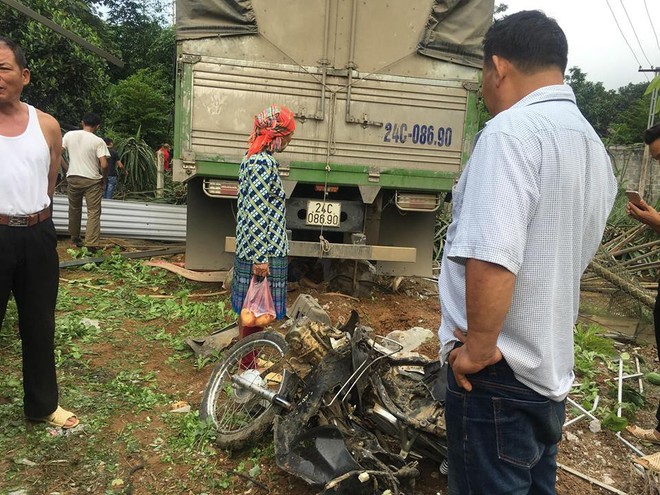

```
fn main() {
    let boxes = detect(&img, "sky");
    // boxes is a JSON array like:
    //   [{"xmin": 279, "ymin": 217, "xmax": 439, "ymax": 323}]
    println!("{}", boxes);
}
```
[{"xmin": 500, "ymin": 0, "xmax": 660, "ymax": 90}]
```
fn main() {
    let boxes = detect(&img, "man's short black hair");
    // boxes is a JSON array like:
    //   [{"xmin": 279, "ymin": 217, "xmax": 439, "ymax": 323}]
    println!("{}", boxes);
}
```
[
  {"xmin": 483, "ymin": 10, "xmax": 568, "ymax": 74},
  {"xmin": 82, "ymin": 112, "xmax": 102, "ymax": 127},
  {"xmin": 644, "ymin": 124, "xmax": 660, "ymax": 145},
  {"xmin": 0, "ymin": 36, "xmax": 28, "ymax": 70}
]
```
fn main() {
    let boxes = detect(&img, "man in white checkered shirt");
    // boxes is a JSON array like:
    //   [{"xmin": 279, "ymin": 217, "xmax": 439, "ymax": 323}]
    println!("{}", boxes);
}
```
[{"xmin": 438, "ymin": 10, "xmax": 617, "ymax": 495}]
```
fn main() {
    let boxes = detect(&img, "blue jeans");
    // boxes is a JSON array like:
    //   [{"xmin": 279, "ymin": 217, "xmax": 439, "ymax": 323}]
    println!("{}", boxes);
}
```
[
  {"xmin": 446, "ymin": 356, "xmax": 565, "ymax": 495},
  {"xmin": 103, "ymin": 175, "xmax": 118, "ymax": 199}
]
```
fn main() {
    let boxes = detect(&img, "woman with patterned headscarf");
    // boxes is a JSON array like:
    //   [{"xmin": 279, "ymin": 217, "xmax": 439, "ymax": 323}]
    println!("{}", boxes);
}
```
[{"xmin": 230, "ymin": 105, "xmax": 295, "ymax": 359}]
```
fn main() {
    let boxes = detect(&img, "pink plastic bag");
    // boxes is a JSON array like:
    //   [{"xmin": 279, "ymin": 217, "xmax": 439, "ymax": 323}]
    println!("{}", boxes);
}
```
[{"xmin": 240, "ymin": 276, "xmax": 276, "ymax": 327}]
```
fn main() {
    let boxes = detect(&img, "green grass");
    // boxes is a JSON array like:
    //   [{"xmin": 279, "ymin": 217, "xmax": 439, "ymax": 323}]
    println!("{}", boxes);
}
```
[
  {"xmin": 5, "ymin": 250, "xmax": 655, "ymax": 491},
  {"xmin": 0, "ymin": 254, "xmax": 255, "ymax": 494},
  {"xmin": 571, "ymin": 323, "xmax": 645, "ymax": 431}
]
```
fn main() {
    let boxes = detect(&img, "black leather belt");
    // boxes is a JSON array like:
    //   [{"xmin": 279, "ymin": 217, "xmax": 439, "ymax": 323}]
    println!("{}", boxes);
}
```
[{"xmin": 0, "ymin": 207, "xmax": 51, "ymax": 227}]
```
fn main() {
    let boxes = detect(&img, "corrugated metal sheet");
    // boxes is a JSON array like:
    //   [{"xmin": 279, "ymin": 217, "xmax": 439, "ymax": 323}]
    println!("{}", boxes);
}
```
[{"xmin": 52, "ymin": 195, "xmax": 186, "ymax": 242}]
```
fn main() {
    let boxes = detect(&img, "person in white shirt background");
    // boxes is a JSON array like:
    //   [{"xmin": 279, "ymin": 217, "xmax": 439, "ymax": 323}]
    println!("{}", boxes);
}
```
[{"xmin": 62, "ymin": 111, "xmax": 108, "ymax": 250}]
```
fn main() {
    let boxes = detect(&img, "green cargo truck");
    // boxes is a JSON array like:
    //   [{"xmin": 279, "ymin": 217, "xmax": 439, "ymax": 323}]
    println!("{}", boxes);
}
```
[{"xmin": 173, "ymin": 0, "xmax": 493, "ymax": 277}]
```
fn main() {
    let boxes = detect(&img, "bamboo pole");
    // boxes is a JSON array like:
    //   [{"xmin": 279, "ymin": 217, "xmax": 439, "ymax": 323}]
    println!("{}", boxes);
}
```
[
  {"xmin": 557, "ymin": 462, "xmax": 627, "ymax": 494},
  {"xmin": 588, "ymin": 260, "xmax": 656, "ymax": 309},
  {"xmin": 610, "ymin": 239, "xmax": 660, "ymax": 257},
  {"xmin": 580, "ymin": 287, "xmax": 618, "ymax": 294},
  {"xmin": 625, "ymin": 260, "xmax": 660, "ymax": 272},
  {"xmin": 621, "ymin": 250, "xmax": 660, "ymax": 267},
  {"xmin": 602, "ymin": 224, "xmax": 642, "ymax": 250},
  {"xmin": 603, "ymin": 225, "xmax": 645, "ymax": 252}
]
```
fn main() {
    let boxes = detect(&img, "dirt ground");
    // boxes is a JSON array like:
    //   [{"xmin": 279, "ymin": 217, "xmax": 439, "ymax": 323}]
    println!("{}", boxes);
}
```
[
  {"xmin": 0, "ymin": 240, "xmax": 658, "ymax": 494},
  {"xmin": 295, "ymin": 279, "xmax": 655, "ymax": 495}
]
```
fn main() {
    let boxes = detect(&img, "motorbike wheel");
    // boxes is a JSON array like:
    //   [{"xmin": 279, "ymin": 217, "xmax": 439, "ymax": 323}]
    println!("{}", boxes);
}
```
[{"xmin": 200, "ymin": 331, "xmax": 292, "ymax": 450}]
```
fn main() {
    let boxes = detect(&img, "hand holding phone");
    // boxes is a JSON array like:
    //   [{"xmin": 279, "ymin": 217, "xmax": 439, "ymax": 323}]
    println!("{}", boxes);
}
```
[
  {"xmin": 625, "ymin": 190, "xmax": 660, "ymax": 233},
  {"xmin": 626, "ymin": 190, "xmax": 644, "ymax": 207}
]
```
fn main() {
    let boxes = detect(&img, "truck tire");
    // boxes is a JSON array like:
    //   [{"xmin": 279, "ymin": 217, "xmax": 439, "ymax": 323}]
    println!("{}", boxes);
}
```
[{"xmin": 200, "ymin": 331, "xmax": 292, "ymax": 450}]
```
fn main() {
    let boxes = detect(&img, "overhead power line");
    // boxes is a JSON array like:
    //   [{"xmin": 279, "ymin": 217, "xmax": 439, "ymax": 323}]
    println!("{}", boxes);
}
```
[
  {"xmin": 643, "ymin": 0, "xmax": 660, "ymax": 55},
  {"xmin": 604, "ymin": 0, "xmax": 649, "ymax": 81},
  {"xmin": 618, "ymin": 0, "xmax": 654, "ymax": 67},
  {"xmin": 0, "ymin": 0, "xmax": 123, "ymax": 67}
]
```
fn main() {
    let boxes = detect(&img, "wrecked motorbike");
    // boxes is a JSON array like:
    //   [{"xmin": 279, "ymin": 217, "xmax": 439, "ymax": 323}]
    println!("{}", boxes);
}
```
[{"xmin": 200, "ymin": 311, "xmax": 448, "ymax": 494}]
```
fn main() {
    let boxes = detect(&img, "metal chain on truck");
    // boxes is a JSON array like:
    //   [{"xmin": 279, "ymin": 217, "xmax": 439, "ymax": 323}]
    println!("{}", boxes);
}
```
[{"xmin": 318, "ymin": 92, "xmax": 337, "ymax": 256}]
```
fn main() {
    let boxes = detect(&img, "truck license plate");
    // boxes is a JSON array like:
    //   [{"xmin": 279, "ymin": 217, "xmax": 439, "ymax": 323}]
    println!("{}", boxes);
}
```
[{"xmin": 306, "ymin": 200, "xmax": 341, "ymax": 227}]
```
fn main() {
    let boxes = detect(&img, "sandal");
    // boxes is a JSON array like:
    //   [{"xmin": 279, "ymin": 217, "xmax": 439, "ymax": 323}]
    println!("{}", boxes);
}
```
[
  {"xmin": 626, "ymin": 425, "xmax": 660, "ymax": 444},
  {"xmin": 28, "ymin": 406, "xmax": 79, "ymax": 429},
  {"xmin": 633, "ymin": 452, "xmax": 660, "ymax": 471}
]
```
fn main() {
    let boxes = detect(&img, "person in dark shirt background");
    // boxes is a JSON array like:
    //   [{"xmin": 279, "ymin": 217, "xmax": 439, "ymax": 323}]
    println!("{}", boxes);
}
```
[
  {"xmin": 103, "ymin": 137, "xmax": 123, "ymax": 199},
  {"xmin": 624, "ymin": 124, "xmax": 660, "ymax": 445}
]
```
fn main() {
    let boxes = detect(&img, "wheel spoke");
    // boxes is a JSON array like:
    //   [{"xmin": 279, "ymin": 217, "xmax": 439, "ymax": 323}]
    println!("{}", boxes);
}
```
[{"xmin": 209, "ymin": 337, "xmax": 288, "ymax": 435}]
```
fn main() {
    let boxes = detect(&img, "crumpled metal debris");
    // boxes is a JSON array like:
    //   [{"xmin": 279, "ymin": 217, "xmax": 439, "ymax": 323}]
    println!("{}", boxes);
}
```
[{"xmin": 186, "ymin": 322, "xmax": 239, "ymax": 357}]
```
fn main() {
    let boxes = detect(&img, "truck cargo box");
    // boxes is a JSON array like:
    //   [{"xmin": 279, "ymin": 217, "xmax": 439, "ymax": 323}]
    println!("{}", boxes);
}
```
[{"xmin": 174, "ymin": 0, "xmax": 493, "ymax": 276}]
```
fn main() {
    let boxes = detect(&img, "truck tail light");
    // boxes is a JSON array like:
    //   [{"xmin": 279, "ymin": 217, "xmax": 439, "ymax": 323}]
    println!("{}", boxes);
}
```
[
  {"xmin": 203, "ymin": 179, "xmax": 239, "ymax": 198},
  {"xmin": 395, "ymin": 191, "xmax": 442, "ymax": 212}
]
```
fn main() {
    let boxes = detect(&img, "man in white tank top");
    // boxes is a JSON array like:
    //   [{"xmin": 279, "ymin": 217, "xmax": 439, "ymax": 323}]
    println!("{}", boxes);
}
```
[
  {"xmin": 0, "ymin": 37, "xmax": 79, "ymax": 429},
  {"xmin": 62, "ymin": 112, "xmax": 108, "ymax": 249}
]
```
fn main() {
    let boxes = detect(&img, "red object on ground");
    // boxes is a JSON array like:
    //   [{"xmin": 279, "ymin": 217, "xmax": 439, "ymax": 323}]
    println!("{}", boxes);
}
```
[{"xmin": 239, "ymin": 325, "xmax": 262, "ymax": 370}]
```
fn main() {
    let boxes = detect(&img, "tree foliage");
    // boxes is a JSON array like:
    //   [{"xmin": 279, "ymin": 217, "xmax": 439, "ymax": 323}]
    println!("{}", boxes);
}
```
[
  {"xmin": 101, "ymin": 0, "xmax": 173, "ymax": 82},
  {"xmin": 608, "ymin": 83, "xmax": 650, "ymax": 144},
  {"xmin": 565, "ymin": 67, "xmax": 652, "ymax": 145},
  {"xmin": 494, "ymin": 3, "xmax": 508, "ymax": 18},
  {"xmin": 114, "ymin": 129, "xmax": 157, "ymax": 195},
  {"xmin": 99, "ymin": 0, "xmax": 175, "ymax": 147},
  {"xmin": 0, "ymin": 0, "xmax": 111, "ymax": 127},
  {"xmin": 565, "ymin": 67, "xmax": 618, "ymax": 137},
  {"xmin": 107, "ymin": 68, "xmax": 171, "ymax": 147},
  {"xmin": 1, "ymin": 0, "xmax": 174, "ymax": 138}
]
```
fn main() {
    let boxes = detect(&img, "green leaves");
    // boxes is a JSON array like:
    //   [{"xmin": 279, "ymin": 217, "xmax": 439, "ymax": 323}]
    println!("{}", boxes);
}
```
[
  {"xmin": 166, "ymin": 412, "xmax": 218, "ymax": 455},
  {"xmin": 114, "ymin": 131, "xmax": 157, "ymax": 194},
  {"xmin": 574, "ymin": 323, "xmax": 616, "ymax": 361},
  {"xmin": 600, "ymin": 410, "xmax": 628, "ymax": 432},
  {"xmin": 565, "ymin": 66, "xmax": 652, "ymax": 144},
  {"xmin": 1, "ymin": 0, "xmax": 174, "ymax": 159},
  {"xmin": 571, "ymin": 323, "xmax": 644, "ymax": 432},
  {"xmin": 107, "ymin": 68, "xmax": 172, "ymax": 148},
  {"xmin": 106, "ymin": 370, "xmax": 167, "ymax": 411},
  {"xmin": 0, "ymin": 0, "xmax": 112, "ymax": 126},
  {"xmin": 644, "ymin": 75, "xmax": 660, "ymax": 97}
]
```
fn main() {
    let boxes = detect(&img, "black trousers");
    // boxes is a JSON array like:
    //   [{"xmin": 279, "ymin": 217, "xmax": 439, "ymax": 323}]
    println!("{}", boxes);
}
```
[{"xmin": 0, "ymin": 219, "xmax": 59, "ymax": 418}]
